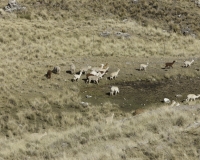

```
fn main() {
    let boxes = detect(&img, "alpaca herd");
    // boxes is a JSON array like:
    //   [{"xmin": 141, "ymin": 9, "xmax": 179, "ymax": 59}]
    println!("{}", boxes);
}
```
[{"xmin": 45, "ymin": 59, "xmax": 199, "ymax": 102}]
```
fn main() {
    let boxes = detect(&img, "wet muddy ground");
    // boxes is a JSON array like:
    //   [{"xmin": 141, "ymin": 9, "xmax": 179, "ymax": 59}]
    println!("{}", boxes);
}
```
[
  {"xmin": 80, "ymin": 76, "xmax": 200, "ymax": 111},
  {"xmin": 68, "ymin": 56, "xmax": 200, "ymax": 111}
]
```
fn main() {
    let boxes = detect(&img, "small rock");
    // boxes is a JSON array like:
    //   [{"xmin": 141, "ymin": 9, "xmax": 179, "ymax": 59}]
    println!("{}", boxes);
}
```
[
  {"xmin": 175, "ymin": 94, "xmax": 182, "ymax": 98},
  {"xmin": 126, "ymin": 62, "xmax": 131, "ymax": 65},
  {"xmin": 80, "ymin": 102, "xmax": 89, "ymax": 107},
  {"xmin": 164, "ymin": 98, "xmax": 170, "ymax": 103},
  {"xmin": 86, "ymin": 95, "xmax": 92, "ymax": 98}
]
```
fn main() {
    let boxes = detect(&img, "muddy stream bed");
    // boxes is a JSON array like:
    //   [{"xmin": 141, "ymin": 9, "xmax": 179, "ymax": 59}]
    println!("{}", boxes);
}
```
[{"xmin": 80, "ymin": 77, "xmax": 200, "ymax": 111}]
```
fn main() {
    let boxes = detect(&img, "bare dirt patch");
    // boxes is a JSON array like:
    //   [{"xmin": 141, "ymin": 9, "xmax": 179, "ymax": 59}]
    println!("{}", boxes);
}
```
[
  {"xmin": 76, "ymin": 56, "xmax": 200, "ymax": 111},
  {"xmin": 80, "ymin": 77, "xmax": 200, "ymax": 111}
]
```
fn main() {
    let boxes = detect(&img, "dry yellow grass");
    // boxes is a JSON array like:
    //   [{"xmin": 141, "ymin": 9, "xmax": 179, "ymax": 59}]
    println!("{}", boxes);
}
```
[
  {"xmin": 0, "ymin": 0, "xmax": 200, "ymax": 159},
  {"xmin": 0, "ymin": 104, "xmax": 200, "ymax": 159}
]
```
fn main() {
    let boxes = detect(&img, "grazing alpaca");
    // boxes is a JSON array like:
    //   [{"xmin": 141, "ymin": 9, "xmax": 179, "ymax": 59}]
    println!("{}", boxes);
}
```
[
  {"xmin": 184, "ymin": 59, "xmax": 194, "ymax": 67},
  {"xmin": 70, "ymin": 63, "xmax": 76, "ymax": 74},
  {"xmin": 186, "ymin": 94, "xmax": 200, "ymax": 102},
  {"xmin": 140, "ymin": 62, "xmax": 149, "ymax": 71},
  {"xmin": 110, "ymin": 86, "xmax": 119, "ymax": 95},
  {"xmin": 165, "ymin": 61, "xmax": 176, "ymax": 69},
  {"xmin": 73, "ymin": 71, "xmax": 83, "ymax": 81},
  {"xmin": 46, "ymin": 70, "xmax": 52, "ymax": 79},
  {"xmin": 110, "ymin": 69, "xmax": 120, "ymax": 80},
  {"xmin": 86, "ymin": 75, "xmax": 100, "ymax": 84},
  {"xmin": 99, "ymin": 66, "xmax": 109, "ymax": 74},
  {"xmin": 86, "ymin": 73, "xmax": 94, "ymax": 79},
  {"xmin": 97, "ymin": 71, "xmax": 106, "ymax": 79},
  {"xmin": 91, "ymin": 64, "xmax": 104, "ymax": 72},
  {"xmin": 80, "ymin": 65, "xmax": 92, "ymax": 74}
]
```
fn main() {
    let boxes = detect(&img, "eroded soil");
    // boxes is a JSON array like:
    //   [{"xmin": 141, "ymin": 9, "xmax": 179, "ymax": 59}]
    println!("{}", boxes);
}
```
[
  {"xmin": 76, "ymin": 56, "xmax": 200, "ymax": 111},
  {"xmin": 79, "ymin": 77, "xmax": 200, "ymax": 111}
]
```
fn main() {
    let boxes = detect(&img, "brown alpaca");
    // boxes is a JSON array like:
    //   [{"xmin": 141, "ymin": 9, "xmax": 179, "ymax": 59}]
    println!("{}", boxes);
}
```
[
  {"xmin": 46, "ymin": 70, "xmax": 52, "ymax": 79},
  {"xmin": 131, "ymin": 109, "xmax": 146, "ymax": 116},
  {"xmin": 86, "ymin": 73, "xmax": 95, "ymax": 79},
  {"xmin": 103, "ymin": 63, "xmax": 109, "ymax": 69},
  {"xmin": 165, "ymin": 61, "xmax": 176, "ymax": 69}
]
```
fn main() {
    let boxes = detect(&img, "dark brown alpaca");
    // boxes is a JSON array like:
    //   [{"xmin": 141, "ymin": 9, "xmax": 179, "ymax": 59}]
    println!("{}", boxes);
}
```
[
  {"xmin": 46, "ymin": 70, "xmax": 52, "ymax": 79},
  {"xmin": 165, "ymin": 61, "xmax": 176, "ymax": 69}
]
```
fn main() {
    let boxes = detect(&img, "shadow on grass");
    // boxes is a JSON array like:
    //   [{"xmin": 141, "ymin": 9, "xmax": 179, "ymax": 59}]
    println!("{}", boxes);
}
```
[{"xmin": 66, "ymin": 70, "xmax": 72, "ymax": 74}]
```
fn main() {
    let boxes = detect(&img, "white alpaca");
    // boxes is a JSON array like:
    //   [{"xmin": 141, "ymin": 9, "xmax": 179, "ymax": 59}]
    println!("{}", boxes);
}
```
[
  {"xmin": 80, "ymin": 65, "xmax": 91, "ymax": 74},
  {"xmin": 91, "ymin": 64, "xmax": 104, "ymax": 72},
  {"xmin": 186, "ymin": 94, "xmax": 200, "ymax": 101},
  {"xmin": 99, "ymin": 66, "xmax": 109, "ymax": 74},
  {"xmin": 140, "ymin": 62, "xmax": 149, "ymax": 71},
  {"xmin": 97, "ymin": 66, "xmax": 109, "ymax": 79},
  {"xmin": 184, "ymin": 59, "xmax": 194, "ymax": 67},
  {"xmin": 97, "ymin": 71, "xmax": 106, "ymax": 79},
  {"xmin": 110, "ymin": 86, "xmax": 119, "ymax": 96},
  {"xmin": 87, "ymin": 75, "xmax": 100, "ymax": 84},
  {"xmin": 52, "ymin": 66, "xmax": 61, "ymax": 74},
  {"xmin": 70, "ymin": 63, "xmax": 76, "ymax": 74},
  {"xmin": 110, "ymin": 69, "xmax": 120, "ymax": 80},
  {"xmin": 89, "ymin": 70, "xmax": 99, "ymax": 76},
  {"xmin": 73, "ymin": 71, "xmax": 83, "ymax": 81},
  {"xmin": 106, "ymin": 113, "xmax": 114, "ymax": 124}
]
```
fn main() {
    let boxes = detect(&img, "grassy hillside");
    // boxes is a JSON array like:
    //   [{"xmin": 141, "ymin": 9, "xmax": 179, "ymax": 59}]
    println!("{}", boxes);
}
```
[
  {"xmin": 0, "ymin": 0, "xmax": 200, "ymax": 159},
  {"xmin": 4, "ymin": 0, "xmax": 200, "ymax": 36},
  {"xmin": 0, "ymin": 0, "xmax": 200, "ymax": 57}
]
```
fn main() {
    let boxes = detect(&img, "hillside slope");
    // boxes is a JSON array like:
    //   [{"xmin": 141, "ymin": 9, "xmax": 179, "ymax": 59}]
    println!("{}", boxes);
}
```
[
  {"xmin": 1, "ymin": 0, "xmax": 200, "ymax": 37},
  {"xmin": 0, "ymin": 0, "xmax": 200, "ymax": 159}
]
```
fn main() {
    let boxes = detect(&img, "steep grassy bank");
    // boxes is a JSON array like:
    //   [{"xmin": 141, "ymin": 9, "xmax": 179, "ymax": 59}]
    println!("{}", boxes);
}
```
[
  {"xmin": 1, "ymin": 104, "xmax": 200, "ymax": 159},
  {"xmin": 2, "ymin": 0, "xmax": 200, "ymax": 36}
]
